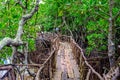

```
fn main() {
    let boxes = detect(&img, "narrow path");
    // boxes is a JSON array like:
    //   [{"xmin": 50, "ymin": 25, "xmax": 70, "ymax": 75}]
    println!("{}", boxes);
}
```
[{"xmin": 53, "ymin": 42, "xmax": 80, "ymax": 80}]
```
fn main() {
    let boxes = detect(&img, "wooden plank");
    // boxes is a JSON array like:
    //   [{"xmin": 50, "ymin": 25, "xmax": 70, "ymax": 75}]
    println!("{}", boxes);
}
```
[
  {"xmin": 53, "ymin": 42, "xmax": 80, "ymax": 80},
  {"xmin": 65, "ymin": 49, "xmax": 74, "ymax": 78}
]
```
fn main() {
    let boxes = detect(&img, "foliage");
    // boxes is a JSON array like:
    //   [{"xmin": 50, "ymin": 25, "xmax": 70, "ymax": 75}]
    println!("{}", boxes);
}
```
[
  {"xmin": 38, "ymin": 0, "xmax": 110, "ymax": 53},
  {"xmin": 0, "ymin": 0, "xmax": 39, "ymax": 63},
  {"xmin": 0, "ymin": 0, "xmax": 120, "ymax": 64},
  {"xmin": 38, "ymin": 0, "xmax": 120, "ymax": 54}
]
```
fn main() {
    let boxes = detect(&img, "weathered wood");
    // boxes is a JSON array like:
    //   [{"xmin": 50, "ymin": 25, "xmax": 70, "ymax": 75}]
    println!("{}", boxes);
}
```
[{"xmin": 53, "ymin": 42, "xmax": 80, "ymax": 80}]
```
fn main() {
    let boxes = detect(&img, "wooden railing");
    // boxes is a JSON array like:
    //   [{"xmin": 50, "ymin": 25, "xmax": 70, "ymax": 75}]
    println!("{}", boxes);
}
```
[{"xmin": 0, "ymin": 65, "xmax": 15, "ymax": 80}]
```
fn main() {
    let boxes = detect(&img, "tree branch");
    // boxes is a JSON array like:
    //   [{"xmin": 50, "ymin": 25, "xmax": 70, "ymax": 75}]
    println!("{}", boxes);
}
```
[
  {"xmin": 104, "ymin": 67, "xmax": 120, "ymax": 80},
  {"xmin": 114, "ymin": 10, "xmax": 120, "ymax": 20},
  {"xmin": 35, "ymin": 50, "xmax": 55, "ymax": 80},
  {"xmin": 99, "ymin": 9, "xmax": 110, "ymax": 17},
  {"xmin": 71, "ymin": 37, "xmax": 104, "ymax": 80},
  {"xmin": 16, "ymin": 0, "xmax": 26, "ymax": 9},
  {"xmin": 0, "ymin": 37, "xmax": 23, "ymax": 50},
  {"xmin": 15, "ymin": 0, "xmax": 40, "ymax": 41},
  {"xmin": 85, "ymin": 69, "xmax": 91, "ymax": 80},
  {"xmin": 95, "ymin": 12, "xmax": 108, "ymax": 20},
  {"xmin": 0, "ymin": 0, "xmax": 40, "ymax": 51},
  {"xmin": 0, "ymin": 37, "xmax": 13, "ymax": 50}
]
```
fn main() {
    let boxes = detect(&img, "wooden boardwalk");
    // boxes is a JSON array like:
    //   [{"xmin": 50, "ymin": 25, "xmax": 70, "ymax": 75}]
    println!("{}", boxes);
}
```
[{"xmin": 53, "ymin": 42, "xmax": 80, "ymax": 80}]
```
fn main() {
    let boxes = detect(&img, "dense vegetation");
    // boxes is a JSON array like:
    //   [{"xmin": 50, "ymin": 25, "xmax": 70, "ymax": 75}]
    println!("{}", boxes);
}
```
[
  {"xmin": 0, "ymin": 0, "xmax": 120, "ymax": 66},
  {"xmin": 1, "ymin": 0, "xmax": 120, "ymax": 80}
]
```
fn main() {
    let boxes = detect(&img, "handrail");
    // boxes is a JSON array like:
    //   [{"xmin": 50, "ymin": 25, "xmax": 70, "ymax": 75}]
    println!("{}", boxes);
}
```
[{"xmin": 35, "ymin": 50, "xmax": 55, "ymax": 80}]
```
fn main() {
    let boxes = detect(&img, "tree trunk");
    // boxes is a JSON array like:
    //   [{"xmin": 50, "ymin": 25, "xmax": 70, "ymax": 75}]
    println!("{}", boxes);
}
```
[{"xmin": 108, "ymin": 0, "xmax": 115, "ymax": 68}]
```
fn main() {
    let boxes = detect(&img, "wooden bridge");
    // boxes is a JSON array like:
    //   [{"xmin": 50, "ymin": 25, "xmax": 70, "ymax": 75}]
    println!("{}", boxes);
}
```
[
  {"xmin": 0, "ymin": 34, "xmax": 109, "ymax": 80},
  {"xmin": 53, "ymin": 42, "xmax": 80, "ymax": 80},
  {"xmin": 34, "ymin": 35, "xmax": 84, "ymax": 80}
]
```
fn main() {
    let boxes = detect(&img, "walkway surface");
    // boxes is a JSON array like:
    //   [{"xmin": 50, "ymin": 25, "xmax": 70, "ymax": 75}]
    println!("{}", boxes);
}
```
[{"xmin": 53, "ymin": 42, "xmax": 80, "ymax": 80}]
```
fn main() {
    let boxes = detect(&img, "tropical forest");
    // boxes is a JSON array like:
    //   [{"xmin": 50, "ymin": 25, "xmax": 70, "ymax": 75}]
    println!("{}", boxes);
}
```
[{"xmin": 0, "ymin": 0, "xmax": 120, "ymax": 80}]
